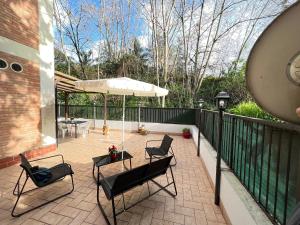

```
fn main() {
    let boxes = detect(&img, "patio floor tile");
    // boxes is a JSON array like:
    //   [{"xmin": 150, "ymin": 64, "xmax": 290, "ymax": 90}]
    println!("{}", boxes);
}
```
[{"xmin": 0, "ymin": 130, "xmax": 227, "ymax": 225}]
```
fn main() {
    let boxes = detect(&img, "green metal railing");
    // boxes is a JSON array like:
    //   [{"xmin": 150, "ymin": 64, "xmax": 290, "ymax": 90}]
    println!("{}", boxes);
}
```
[
  {"xmin": 196, "ymin": 109, "xmax": 300, "ymax": 225},
  {"xmin": 57, "ymin": 104, "xmax": 300, "ymax": 224},
  {"xmin": 58, "ymin": 104, "xmax": 195, "ymax": 125}
]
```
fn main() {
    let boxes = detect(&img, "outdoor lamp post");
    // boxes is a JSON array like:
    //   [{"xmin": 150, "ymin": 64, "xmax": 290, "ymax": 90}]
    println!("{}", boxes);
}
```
[
  {"xmin": 214, "ymin": 91, "xmax": 230, "ymax": 205},
  {"xmin": 197, "ymin": 99, "xmax": 204, "ymax": 157}
]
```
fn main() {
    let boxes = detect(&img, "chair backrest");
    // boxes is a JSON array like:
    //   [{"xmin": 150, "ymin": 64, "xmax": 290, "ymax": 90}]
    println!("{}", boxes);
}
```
[
  {"xmin": 58, "ymin": 123, "xmax": 66, "ymax": 129},
  {"xmin": 57, "ymin": 117, "xmax": 65, "ymax": 122},
  {"xmin": 111, "ymin": 156, "xmax": 172, "ymax": 196},
  {"xmin": 19, "ymin": 153, "xmax": 32, "ymax": 171},
  {"xmin": 19, "ymin": 154, "xmax": 38, "ymax": 185},
  {"xmin": 111, "ymin": 163, "xmax": 149, "ymax": 195},
  {"xmin": 144, "ymin": 156, "xmax": 173, "ymax": 180},
  {"xmin": 159, "ymin": 135, "xmax": 173, "ymax": 154}
]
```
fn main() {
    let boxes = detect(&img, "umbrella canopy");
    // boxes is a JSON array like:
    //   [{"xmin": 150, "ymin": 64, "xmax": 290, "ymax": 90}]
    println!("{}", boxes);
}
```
[
  {"xmin": 75, "ymin": 77, "xmax": 169, "ymax": 151},
  {"xmin": 75, "ymin": 77, "xmax": 168, "ymax": 97}
]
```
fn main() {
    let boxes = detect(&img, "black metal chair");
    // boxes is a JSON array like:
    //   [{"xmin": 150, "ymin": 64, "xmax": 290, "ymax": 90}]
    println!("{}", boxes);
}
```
[
  {"xmin": 145, "ymin": 134, "xmax": 177, "ymax": 166},
  {"xmin": 97, "ymin": 156, "xmax": 177, "ymax": 225},
  {"xmin": 11, "ymin": 153, "xmax": 74, "ymax": 217}
]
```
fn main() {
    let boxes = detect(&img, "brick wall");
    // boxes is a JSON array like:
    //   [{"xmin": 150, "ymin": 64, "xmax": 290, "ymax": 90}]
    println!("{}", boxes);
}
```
[
  {"xmin": 0, "ymin": 144, "xmax": 56, "ymax": 169},
  {"xmin": 0, "ymin": 0, "xmax": 39, "ymax": 49},
  {"xmin": 0, "ymin": 51, "xmax": 42, "ymax": 159}
]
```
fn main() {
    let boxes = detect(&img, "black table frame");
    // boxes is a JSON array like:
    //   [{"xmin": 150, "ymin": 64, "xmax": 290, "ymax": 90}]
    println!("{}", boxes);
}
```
[{"xmin": 92, "ymin": 151, "xmax": 133, "ymax": 184}]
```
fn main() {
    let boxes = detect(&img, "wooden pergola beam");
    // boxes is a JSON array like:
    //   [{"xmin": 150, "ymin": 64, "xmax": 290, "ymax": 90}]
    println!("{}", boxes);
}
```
[{"xmin": 54, "ymin": 71, "xmax": 81, "ymax": 93}]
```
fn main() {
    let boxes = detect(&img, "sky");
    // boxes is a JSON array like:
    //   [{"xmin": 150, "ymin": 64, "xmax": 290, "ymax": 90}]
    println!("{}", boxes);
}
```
[
  {"xmin": 54, "ymin": 0, "xmax": 150, "ymax": 60},
  {"xmin": 55, "ymin": 0, "xmax": 297, "ymax": 71}
]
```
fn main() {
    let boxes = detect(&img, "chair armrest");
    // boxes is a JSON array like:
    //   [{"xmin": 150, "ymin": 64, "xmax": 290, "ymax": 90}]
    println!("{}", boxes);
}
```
[
  {"xmin": 29, "ymin": 154, "xmax": 65, "ymax": 164},
  {"xmin": 98, "ymin": 172, "xmax": 115, "ymax": 190},
  {"xmin": 146, "ymin": 139, "xmax": 162, "ymax": 148},
  {"xmin": 101, "ymin": 176, "xmax": 113, "ymax": 189},
  {"xmin": 66, "ymin": 163, "xmax": 74, "ymax": 173}
]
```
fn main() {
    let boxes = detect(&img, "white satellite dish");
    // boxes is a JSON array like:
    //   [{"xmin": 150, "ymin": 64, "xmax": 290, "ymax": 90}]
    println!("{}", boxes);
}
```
[{"xmin": 246, "ymin": 1, "xmax": 300, "ymax": 124}]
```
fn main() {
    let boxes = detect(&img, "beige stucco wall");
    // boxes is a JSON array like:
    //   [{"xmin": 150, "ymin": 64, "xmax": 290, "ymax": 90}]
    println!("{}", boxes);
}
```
[{"xmin": 39, "ymin": 0, "xmax": 56, "ymax": 146}]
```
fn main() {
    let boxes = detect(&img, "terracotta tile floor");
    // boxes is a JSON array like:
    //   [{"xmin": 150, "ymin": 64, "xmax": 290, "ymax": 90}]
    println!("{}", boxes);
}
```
[{"xmin": 0, "ymin": 130, "xmax": 227, "ymax": 225}]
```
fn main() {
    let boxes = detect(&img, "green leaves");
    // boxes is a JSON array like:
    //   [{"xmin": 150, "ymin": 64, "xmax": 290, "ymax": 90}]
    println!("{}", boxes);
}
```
[{"xmin": 229, "ymin": 101, "xmax": 277, "ymax": 121}]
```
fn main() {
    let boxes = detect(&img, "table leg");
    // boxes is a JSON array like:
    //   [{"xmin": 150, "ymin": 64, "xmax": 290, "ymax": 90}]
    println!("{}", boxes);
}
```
[
  {"xmin": 122, "ymin": 159, "xmax": 131, "ymax": 171},
  {"xmin": 93, "ymin": 163, "xmax": 96, "ymax": 182}
]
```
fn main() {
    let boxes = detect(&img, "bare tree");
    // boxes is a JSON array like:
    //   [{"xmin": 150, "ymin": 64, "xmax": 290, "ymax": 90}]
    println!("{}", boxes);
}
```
[
  {"xmin": 54, "ymin": 0, "xmax": 295, "ymax": 107},
  {"xmin": 189, "ymin": 0, "xmax": 286, "ymax": 101},
  {"xmin": 54, "ymin": 0, "xmax": 91, "ymax": 79},
  {"xmin": 54, "ymin": 0, "xmax": 71, "ymax": 75},
  {"xmin": 91, "ymin": 0, "xmax": 135, "ymax": 62}
]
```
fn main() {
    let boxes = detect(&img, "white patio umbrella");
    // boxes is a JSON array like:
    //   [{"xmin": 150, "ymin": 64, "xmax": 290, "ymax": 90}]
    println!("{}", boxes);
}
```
[{"xmin": 75, "ymin": 77, "xmax": 168, "ymax": 151}]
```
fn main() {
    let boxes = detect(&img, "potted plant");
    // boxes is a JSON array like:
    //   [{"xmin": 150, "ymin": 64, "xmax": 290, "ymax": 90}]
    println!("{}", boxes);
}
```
[
  {"xmin": 108, "ymin": 145, "xmax": 118, "ymax": 160},
  {"xmin": 138, "ymin": 125, "xmax": 148, "ymax": 135},
  {"xmin": 182, "ymin": 128, "xmax": 191, "ymax": 139}
]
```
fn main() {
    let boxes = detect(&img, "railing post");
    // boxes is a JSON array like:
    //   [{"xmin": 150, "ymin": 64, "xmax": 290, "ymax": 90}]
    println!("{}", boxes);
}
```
[
  {"xmin": 229, "ymin": 117, "xmax": 235, "ymax": 169},
  {"xmin": 212, "ymin": 113, "xmax": 215, "ymax": 146},
  {"xmin": 197, "ymin": 108, "xmax": 202, "ymax": 157},
  {"xmin": 203, "ymin": 110, "xmax": 206, "ymax": 135},
  {"xmin": 55, "ymin": 86, "xmax": 58, "ymax": 146},
  {"xmin": 215, "ymin": 109, "xmax": 224, "ymax": 205}
]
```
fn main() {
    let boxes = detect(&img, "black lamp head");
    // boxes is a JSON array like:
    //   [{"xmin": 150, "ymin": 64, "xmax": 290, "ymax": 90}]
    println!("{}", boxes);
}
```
[
  {"xmin": 215, "ymin": 91, "xmax": 230, "ymax": 110},
  {"xmin": 198, "ymin": 99, "xmax": 204, "ymax": 108}
]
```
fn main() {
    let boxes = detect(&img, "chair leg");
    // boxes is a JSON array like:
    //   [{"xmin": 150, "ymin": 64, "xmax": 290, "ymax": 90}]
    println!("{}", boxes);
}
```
[
  {"xmin": 11, "ymin": 175, "xmax": 29, "ymax": 217},
  {"xmin": 13, "ymin": 169, "xmax": 24, "ymax": 196},
  {"xmin": 112, "ymin": 197, "xmax": 117, "ymax": 225},
  {"xmin": 147, "ymin": 181, "xmax": 151, "ymax": 196},
  {"xmin": 122, "ymin": 193, "xmax": 126, "ymax": 211},
  {"xmin": 165, "ymin": 172, "xmax": 169, "ymax": 184},
  {"xmin": 13, "ymin": 169, "xmax": 48, "ymax": 196},
  {"xmin": 62, "ymin": 130, "xmax": 66, "ymax": 138},
  {"xmin": 169, "ymin": 166, "xmax": 177, "ymax": 196},
  {"xmin": 170, "ymin": 147, "xmax": 177, "ymax": 166},
  {"xmin": 11, "ymin": 174, "xmax": 74, "ymax": 217},
  {"xmin": 96, "ymin": 173, "xmax": 111, "ymax": 225}
]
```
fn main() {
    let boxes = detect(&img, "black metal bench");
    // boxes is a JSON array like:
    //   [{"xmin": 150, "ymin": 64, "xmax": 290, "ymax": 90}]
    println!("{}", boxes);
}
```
[
  {"xmin": 97, "ymin": 156, "xmax": 177, "ymax": 225},
  {"xmin": 11, "ymin": 153, "xmax": 74, "ymax": 217}
]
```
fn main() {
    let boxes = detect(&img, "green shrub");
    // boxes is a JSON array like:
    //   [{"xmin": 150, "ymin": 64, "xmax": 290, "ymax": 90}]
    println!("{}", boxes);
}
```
[{"xmin": 229, "ymin": 101, "xmax": 277, "ymax": 121}]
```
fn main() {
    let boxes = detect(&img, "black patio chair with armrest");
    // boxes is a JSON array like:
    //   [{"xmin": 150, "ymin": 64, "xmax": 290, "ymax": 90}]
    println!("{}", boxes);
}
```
[
  {"xmin": 97, "ymin": 156, "xmax": 177, "ymax": 225},
  {"xmin": 11, "ymin": 153, "xmax": 74, "ymax": 217},
  {"xmin": 145, "ymin": 134, "xmax": 177, "ymax": 166}
]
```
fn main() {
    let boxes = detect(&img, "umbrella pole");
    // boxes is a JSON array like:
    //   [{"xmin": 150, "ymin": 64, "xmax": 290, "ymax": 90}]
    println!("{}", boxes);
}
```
[{"xmin": 122, "ymin": 95, "xmax": 125, "ymax": 154}]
